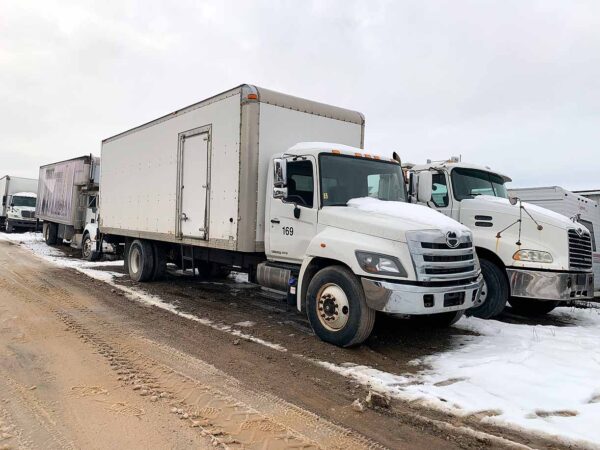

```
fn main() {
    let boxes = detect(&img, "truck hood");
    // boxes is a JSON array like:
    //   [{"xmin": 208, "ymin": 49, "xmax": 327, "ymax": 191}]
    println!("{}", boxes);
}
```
[
  {"xmin": 319, "ymin": 198, "xmax": 470, "ymax": 242},
  {"xmin": 462, "ymin": 196, "xmax": 580, "ymax": 230}
]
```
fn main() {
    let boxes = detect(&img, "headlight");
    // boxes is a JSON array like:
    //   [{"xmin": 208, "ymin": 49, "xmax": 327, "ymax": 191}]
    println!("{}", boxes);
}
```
[
  {"xmin": 513, "ymin": 249, "xmax": 553, "ymax": 263},
  {"xmin": 355, "ymin": 251, "xmax": 407, "ymax": 277}
]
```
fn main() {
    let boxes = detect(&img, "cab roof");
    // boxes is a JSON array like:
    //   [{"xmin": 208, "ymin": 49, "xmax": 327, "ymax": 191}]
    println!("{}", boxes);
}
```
[
  {"xmin": 287, "ymin": 142, "xmax": 399, "ymax": 163},
  {"xmin": 410, "ymin": 160, "xmax": 512, "ymax": 182}
]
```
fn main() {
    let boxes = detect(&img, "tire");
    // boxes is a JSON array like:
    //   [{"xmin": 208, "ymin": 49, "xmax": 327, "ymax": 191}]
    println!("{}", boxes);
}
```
[
  {"xmin": 306, "ymin": 266, "xmax": 375, "ymax": 347},
  {"xmin": 467, "ymin": 258, "xmax": 508, "ymax": 319},
  {"xmin": 127, "ymin": 239, "xmax": 154, "ymax": 282},
  {"xmin": 152, "ymin": 242, "xmax": 167, "ymax": 280},
  {"xmin": 44, "ymin": 222, "xmax": 58, "ymax": 245},
  {"xmin": 81, "ymin": 233, "xmax": 100, "ymax": 261},
  {"xmin": 508, "ymin": 298, "xmax": 559, "ymax": 316},
  {"xmin": 415, "ymin": 310, "xmax": 464, "ymax": 327}
]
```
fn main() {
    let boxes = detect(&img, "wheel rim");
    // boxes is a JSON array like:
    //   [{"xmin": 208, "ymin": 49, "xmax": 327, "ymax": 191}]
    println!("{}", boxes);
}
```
[
  {"xmin": 82, "ymin": 237, "xmax": 92, "ymax": 258},
  {"xmin": 475, "ymin": 279, "xmax": 488, "ymax": 306},
  {"xmin": 316, "ymin": 283, "xmax": 350, "ymax": 331},
  {"xmin": 130, "ymin": 246, "xmax": 141, "ymax": 274}
]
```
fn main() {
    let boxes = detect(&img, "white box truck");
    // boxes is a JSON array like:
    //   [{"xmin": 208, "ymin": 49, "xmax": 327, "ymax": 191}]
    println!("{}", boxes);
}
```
[
  {"xmin": 509, "ymin": 186, "xmax": 600, "ymax": 294},
  {"xmin": 37, "ymin": 155, "xmax": 102, "ymax": 259},
  {"xmin": 0, "ymin": 175, "xmax": 39, "ymax": 233},
  {"xmin": 99, "ymin": 85, "xmax": 482, "ymax": 347},
  {"xmin": 407, "ymin": 159, "xmax": 594, "ymax": 318}
]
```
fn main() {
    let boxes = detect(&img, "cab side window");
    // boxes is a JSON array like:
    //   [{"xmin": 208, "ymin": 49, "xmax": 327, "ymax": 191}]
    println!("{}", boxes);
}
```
[
  {"xmin": 286, "ymin": 160, "xmax": 314, "ymax": 208},
  {"xmin": 431, "ymin": 173, "xmax": 449, "ymax": 207}
]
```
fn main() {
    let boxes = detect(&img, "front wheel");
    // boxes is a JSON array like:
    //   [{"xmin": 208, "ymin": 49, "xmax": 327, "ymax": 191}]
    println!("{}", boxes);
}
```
[
  {"xmin": 467, "ymin": 258, "xmax": 509, "ymax": 319},
  {"xmin": 306, "ymin": 266, "xmax": 375, "ymax": 347},
  {"xmin": 508, "ymin": 298, "xmax": 559, "ymax": 316},
  {"xmin": 81, "ymin": 233, "xmax": 100, "ymax": 261}
]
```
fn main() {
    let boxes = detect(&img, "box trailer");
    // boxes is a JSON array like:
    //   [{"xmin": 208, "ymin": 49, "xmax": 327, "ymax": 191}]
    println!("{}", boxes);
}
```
[
  {"xmin": 510, "ymin": 186, "xmax": 600, "ymax": 293},
  {"xmin": 37, "ymin": 155, "xmax": 101, "ymax": 259},
  {"xmin": 0, "ymin": 175, "xmax": 38, "ymax": 232},
  {"xmin": 100, "ymin": 84, "xmax": 482, "ymax": 347}
]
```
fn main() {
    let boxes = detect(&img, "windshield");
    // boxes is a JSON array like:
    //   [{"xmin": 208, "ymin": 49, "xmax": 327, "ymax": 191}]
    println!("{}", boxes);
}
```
[
  {"xmin": 319, "ymin": 154, "xmax": 406, "ymax": 206},
  {"xmin": 12, "ymin": 196, "xmax": 37, "ymax": 207},
  {"xmin": 451, "ymin": 168, "xmax": 508, "ymax": 200}
]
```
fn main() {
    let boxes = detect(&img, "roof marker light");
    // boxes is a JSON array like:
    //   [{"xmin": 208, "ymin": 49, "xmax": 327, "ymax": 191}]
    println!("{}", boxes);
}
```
[
  {"xmin": 247, "ymin": 93, "xmax": 258, "ymax": 100},
  {"xmin": 331, "ymin": 149, "xmax": 341, "ymax": 154}
]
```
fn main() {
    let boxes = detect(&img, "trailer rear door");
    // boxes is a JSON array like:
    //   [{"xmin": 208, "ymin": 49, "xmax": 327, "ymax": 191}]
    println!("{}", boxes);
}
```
[{"xmin": 177, "ymin": 128, "xmax": 210, "ymax": 239}]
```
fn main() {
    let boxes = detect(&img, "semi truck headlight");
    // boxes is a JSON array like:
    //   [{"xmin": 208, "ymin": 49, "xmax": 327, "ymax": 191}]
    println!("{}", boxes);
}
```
[
  {"xmin": 356, "ymin": 251, "xmax": 407, "ymax": 277},
  {"xmin": 513, "ymin": 249, "xmax": 553, "ymax": 263}
]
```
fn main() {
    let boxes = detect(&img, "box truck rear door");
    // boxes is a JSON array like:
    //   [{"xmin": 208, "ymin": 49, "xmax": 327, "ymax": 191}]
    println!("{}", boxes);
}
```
[{"xmin": 178, "ymin": 130, "xmax": 210, "ymax": 239}]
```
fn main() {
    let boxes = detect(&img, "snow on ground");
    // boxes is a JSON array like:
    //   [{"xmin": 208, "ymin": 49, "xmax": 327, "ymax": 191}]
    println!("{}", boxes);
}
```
[{"xmin": 3, "ymin": 232, "xmax": 600, "ymax": 446}]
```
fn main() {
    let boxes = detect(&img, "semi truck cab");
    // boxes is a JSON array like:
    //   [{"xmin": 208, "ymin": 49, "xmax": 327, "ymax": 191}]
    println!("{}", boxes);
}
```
[
  {"xmin": 408, "ymin": 159, "xmax": 594, "ymax": 318},
  {"xmin": 261, "ymin": 144, "xmax": 483, "ymax": 346},
  {"xmin": 4, "ymin": 192, "xmax": 37, "ymax": 232}
]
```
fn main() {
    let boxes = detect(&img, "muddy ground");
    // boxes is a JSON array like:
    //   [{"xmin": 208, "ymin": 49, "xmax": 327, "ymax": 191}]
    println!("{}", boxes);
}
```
[{"xmin": 0, "ymin": 239, "xmax": 587, "ymax": 449}]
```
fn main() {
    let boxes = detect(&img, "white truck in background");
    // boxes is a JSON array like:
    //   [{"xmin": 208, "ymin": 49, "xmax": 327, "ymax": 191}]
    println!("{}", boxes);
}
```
[
  {"xmin": 0, "ymin": 175, "xmax": 39, "ymax": 233},
  {"xmin": 36, "ymin": 155, "xmax": 102, "ymax": 260},
  {"xmin": 509, "ymin": 186, "xmax": 600, "ymax": 295},
  {"xmin": 407, "ymin": 159, "xmax": 594, "ymax": 318},
  {"xmin": 98, "ymin": 84, "xmax": 482, "ymax": 347}
]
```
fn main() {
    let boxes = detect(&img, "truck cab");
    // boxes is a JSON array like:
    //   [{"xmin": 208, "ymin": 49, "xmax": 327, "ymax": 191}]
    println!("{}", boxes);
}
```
[
  {"xmin": 4, "ymin": 192, "xmax": 37, "ymax": 233},
  {"xmin": 408, "ymin": 159, "xmax": 594, "ymax": 318},
  {"xmin": 262, "ymin": 144, "xmax": 483, "ymax": 346}
]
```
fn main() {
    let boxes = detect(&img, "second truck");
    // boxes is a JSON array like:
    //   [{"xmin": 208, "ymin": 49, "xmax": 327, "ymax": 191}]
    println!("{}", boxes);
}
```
[
  {"xmin": 407, "ymin": 158, "xmax": 594, "ymax": 318},
  {"xmin": 97, "ymin": 85, "xmax": 483, "ymax": 347}
]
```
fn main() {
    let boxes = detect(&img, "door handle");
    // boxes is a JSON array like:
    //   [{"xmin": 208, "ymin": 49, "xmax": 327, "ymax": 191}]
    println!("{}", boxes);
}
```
[
  {"xmin": 181, "ymin": 213, "xmax": 189, "ymax": 221},
  {"xmin": 271, "ymin": 219, "xmax": 280, "ymax": 224}
]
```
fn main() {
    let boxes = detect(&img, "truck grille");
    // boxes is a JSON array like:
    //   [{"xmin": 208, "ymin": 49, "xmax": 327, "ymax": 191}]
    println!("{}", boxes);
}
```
[
  {"xmin": 407, "ymin": 230, "xmax": 480, "ymax": 282},
  {"xmin": 21, "ymin": 210, "xmax": 35, "ymax": 219},
  {"xmin": 568, "ymin": 229, "xmax": 592, "ymax": 270}
]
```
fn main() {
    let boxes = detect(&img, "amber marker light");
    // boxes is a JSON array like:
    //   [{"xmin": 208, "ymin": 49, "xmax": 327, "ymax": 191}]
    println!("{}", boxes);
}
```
[{"xmin": 247, "ymin": 93, "xmax": 258, "ymax": 100}]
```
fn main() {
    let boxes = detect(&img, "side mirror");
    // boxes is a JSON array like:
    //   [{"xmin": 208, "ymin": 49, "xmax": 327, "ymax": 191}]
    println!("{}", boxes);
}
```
[
  {"xmin": 273, "ymin": 158, "xmax": 287, "ymax": 188},
  {"xmin": 509, "ymin": 196, "xmax": 519, "ymax": 206},
  {"xmin": 417, "ymin": 172, "xmax": 433, "ymax": 203}
]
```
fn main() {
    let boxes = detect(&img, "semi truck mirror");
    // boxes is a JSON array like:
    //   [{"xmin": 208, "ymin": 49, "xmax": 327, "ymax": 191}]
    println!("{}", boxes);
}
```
[
  {"xmin": 273, "ymin": 158, "xmax": 287, "ymax": 188},
  {"xmin": 509, "ymin": 196, "xmax": 519, "ymax": 206},
  {"xmin": 417, "ymin": 172, "xmax": 433, "ymax": 203}
]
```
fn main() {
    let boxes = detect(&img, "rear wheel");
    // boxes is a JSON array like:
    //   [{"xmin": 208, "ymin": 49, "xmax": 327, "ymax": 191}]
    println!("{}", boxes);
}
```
[
  {"xmin": 44, "ymin": 222, "xmax": 58, "ymax": 245},
  {"xmin": 467, "ymin": 258, "xmax": 508, "ymax": 319},
  {"xmin": 128, "ymin": 239, "xmax": 154, "ymax": 282},
  {"xmin": 306, "ymin": 266, "xmax": 375, "ymax": 347},
  {"xmin": 508, "ymin": 298, "xmax": 559, "ymax": 316}
]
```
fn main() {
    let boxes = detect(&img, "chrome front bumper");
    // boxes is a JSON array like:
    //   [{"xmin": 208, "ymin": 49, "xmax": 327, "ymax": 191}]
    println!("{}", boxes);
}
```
[
  {"xmin": 361, "ymin": 275, "xmax": 483, "ymax": 315},
  {"xmin": 507, "ymin": 268, "xmax": 594, "ymax": 301}
]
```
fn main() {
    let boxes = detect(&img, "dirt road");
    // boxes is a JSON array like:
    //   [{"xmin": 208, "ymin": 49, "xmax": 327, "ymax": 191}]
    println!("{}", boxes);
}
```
[{"xmin": 0, "ymin": 239, "xmax": 576, "ymax": 449}]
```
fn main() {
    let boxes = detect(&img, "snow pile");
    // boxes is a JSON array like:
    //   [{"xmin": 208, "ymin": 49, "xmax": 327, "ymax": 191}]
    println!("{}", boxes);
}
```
[
  {"xmin": 320, "ymin": 310, "xmax": 600, "ymax": 446},
  {"xmin": 347, "ymin": 197, "xmax": 470, "ymax": 234}
]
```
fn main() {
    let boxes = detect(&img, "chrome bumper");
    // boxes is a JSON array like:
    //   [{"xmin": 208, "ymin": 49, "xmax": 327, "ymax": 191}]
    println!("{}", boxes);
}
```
[
  {"xmin": 361, "ymin": 275, "xmax": 483, "ymax": 315},
  {"xmin": 507, "ymin": 268, "xmax": 594, "ymax": 301}
]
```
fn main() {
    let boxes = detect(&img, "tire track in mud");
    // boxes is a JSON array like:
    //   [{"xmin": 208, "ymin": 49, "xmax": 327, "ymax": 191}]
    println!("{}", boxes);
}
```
[{"xmin": 2, "ymin": 267, "xmax": 385, "ymax": 449}]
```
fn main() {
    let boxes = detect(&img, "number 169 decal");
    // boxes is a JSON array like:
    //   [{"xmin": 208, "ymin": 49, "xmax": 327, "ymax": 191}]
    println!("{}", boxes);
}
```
[{"xmin": 282, "ymin": 226, "xmax": 294, "ymax": 236}]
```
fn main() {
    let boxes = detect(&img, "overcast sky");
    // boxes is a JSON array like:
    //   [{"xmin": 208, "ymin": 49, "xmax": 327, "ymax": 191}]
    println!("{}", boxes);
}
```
[{"xmin": 1, "ymin": 0, "xmax": 599, "ymax": 190}]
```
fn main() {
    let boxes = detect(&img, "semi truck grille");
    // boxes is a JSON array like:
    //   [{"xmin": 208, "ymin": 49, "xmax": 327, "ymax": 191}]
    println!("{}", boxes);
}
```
[
  {"xmin": 568, "ymin": 229, "xmax": 593, "ymax": 270},
  {"xmin": 406, "ymin": 230, "xmax": 480, "ymax": 282},
  {"xmin": 21, "ymin": 210, "xmax": 35, "ymax": 219}
]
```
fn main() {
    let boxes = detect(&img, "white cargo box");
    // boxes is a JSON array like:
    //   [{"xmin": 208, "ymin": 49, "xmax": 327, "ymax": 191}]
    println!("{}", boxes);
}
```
[
  {"xmin": 36, "ymin": 155, "xmax": 99, "ymax": 227},
  {"xmin": 100, "ymin": 84, "xmax": 364, "ymax": 253}
]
